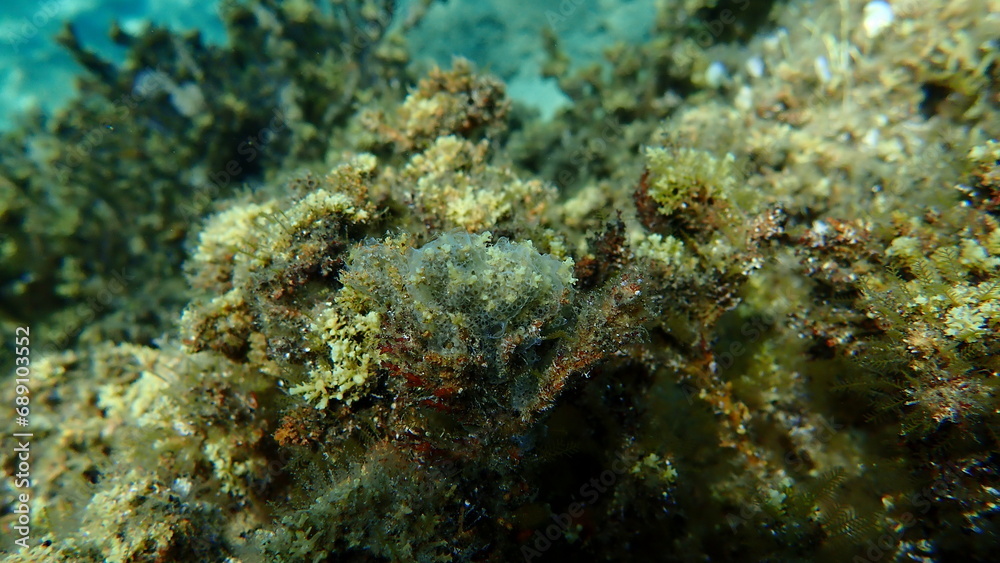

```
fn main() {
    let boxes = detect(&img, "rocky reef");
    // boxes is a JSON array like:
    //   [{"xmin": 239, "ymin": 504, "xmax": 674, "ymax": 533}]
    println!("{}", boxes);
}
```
[{"xmin": 1, "ymin": 0, "xmax": 999, "ymax": 561}]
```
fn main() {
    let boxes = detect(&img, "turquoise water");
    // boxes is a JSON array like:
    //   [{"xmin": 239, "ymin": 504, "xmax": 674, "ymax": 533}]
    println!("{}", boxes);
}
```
[
  {"xmin": 0, "ymin": 0, "xmax": 227, "ymax": 128},
  {"xmin": 1, "ymin": 0, "xmax": 655, "ymax": 127}
]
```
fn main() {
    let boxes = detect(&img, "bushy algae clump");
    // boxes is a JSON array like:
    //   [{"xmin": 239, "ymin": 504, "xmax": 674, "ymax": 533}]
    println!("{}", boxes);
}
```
[
  {"xmin": 854, "ymin": 215, "xmax": 1000, "ymax": 438},
  {"xmin": 288, "ymin": 230, "xmax": 576, "ymax": 410}
]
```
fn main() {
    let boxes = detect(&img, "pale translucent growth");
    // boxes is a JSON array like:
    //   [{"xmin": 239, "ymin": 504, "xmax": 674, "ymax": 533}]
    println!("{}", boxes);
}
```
[
  {"xmin": 353, "ymin": 152, "xmax": 378, "ymax": 174},
  {"xmin": 862, "ymin": 128, "xmax": 880, "ymax": 148},
  {"xmin": 192, "ymin": 200, "xmax": 278, "ymax": 268},
  {"xmin": 981, "ymin": 300, "xmax": 1000, "ymax": 326},
  {"xmin": 203, "ymin": 440, "xmax": 255, "ymax": 495},
  {"xmin": 406, "ymin": 135, "xmax": 471, "ymax": 176},
  {"xmin": 745, "ymin": 55, "xmax": 765, "ymax": 78},
  {"xmin": 207, "ymin": 286, "xmax": 247, "ymax": 312},
  {"xmin": 643, "ymin": 146, "xmax": 740, "ymax": 214},
  {"xmin": 630, "ymin": 231, "xmax": 689, "ymax": 267},
  {"xmin": 907, "ymin": 281, "xmax": 942, "ymax": 314},
  {"xmin": 291, "ymin": 188, "xmax": 370, "ymax": 228},
  {"xmin": 561, "ymin": 185, "xmax": 608, "ymax": 228},
  {"xmin": 814, "ymin": 55, "xmax": 833, "ymax": 84},
  {"xmin": 944, "ymin": 304, "xmax": 987, "ymax": 342},
  {"xmin": 546, "ymin": 236, "xmax": 568, "ymax": 260},
  {"xmin": 172, "ymin": 477, "xmax": 193, "ymax": 497},
  {"xmin": 99, "ymin": 368, "xmax": 174, "ymax": 429},
  {"xmin": 95, "ymin": 344, "xmax": 204, "ymax": 441},
  {"xmin": 735, "ymin": 85, "xmax": 754, "ymax": 112},
  {"xmin": 83, "ymin": 470, "xmax": 190, "ymax": 562},
  {"xmin": 705, "ymin": 61, "xmax": 728, "ymax": 88},
  {"xmin": 447, "ymin": 177, "xmax": 547, "ymax": 230},
  {"xmin": 630, "ymin": 453, "xmax": 679, "ymax": 484},
  {"xmin": 641, "ymin": 146, "xmax": 760, "ymax": 276},
  {"xmin": 97, "ymin": 344, "xmax": 177, "ymax": 430},
  {"xmin": 404, "ymin": 232, "xmax": 574, "ymax": 347},
  {"xmin": 959, "ymin": 239, "xmax": 1000, "ymax": 272},
  {"xmin": 764, "ymin": 487, "xmax": 788, "ymax": 509},
  {"xmin": 404, "ymin": 136, "xmax": 556, "ymax": 232},
  {"xmin": 290, "ymin": 309, "xmax": 384, "ymax": 408},
  {"xmin": 29, "ymin": 350, "xmax": 77, "ymax": 385},
  {"xmin": 92, "ymin": 343, "xmax": 262, "ymax": 496},
  {"xmin": 987, "ymin": 227, "xmax": 1000, "ymax": 255},
  {"xmin": 192, "ymin": 155, "xmax": 373, "ymax": 275},
  {"xmin": 885, "ymin": 236, "xmax": 922, "ymax": 263},
  {"xmin": 870, "ymin": 227, "xmax": 1000, "ymax": 347},
  {"xmin": 403, "ymin": 98, "xmax": 443, "ymax": 132},
  {"xmin": 169, "ymin": 82, "xmax": 207, "ymax": 118},
  {"xmin": 178, "ymin": 287, "xmax": 251, "ymax": 353},
  {"xmin": 345, "ymin": 231, "xmax": 575, "ymax": 355},
  {"xmin": 969, "ymin": 140, "xmax": 1000, "ymax": 164},
  {"xmin": 287, "ymin": 154, "xmax": 380, "ymax": 229}
]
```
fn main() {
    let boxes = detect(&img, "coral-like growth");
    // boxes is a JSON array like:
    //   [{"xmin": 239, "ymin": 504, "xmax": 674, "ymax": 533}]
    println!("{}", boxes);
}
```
[
  {"xmin": 180, "ymin": 155, "xmax": 377, "ymax": 361},
  {"xmin": 634, "ymin": 144, "xmax": 777, "ymax": 339},
  {"xmin": 855, "ymin": 216, "xmax": 1000, "ymax": 438},
  {"xmin": 638, "ymin": 145, "xmax": 764, "ymax": 274},
  {"xmin": 289, "ymin": 307, "xmax": 384, "ymax": 408},
  {"xmin": 79, "ymin": 470, "xmax": 227, "ymax": 562},
  {"xmin": 362, "ymin": 57, "xmax": 511, "ymax": 153},
  {"xmin": 398, "ymin": 135, "xmax": 557, "ymax": 234},
  {"xmin": 962, "ymin": 139, "xmax": 1000, "ymax": 213}
]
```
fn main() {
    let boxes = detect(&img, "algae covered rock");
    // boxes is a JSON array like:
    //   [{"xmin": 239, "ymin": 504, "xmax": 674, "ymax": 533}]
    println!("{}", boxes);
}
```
[
  {"xmin": 8, "ymin": 0, "xmax": 1000, "ymax": 561},
  {"xmin": 855, "ymin": 214, "xmax": 1000, "ymax": 438}
]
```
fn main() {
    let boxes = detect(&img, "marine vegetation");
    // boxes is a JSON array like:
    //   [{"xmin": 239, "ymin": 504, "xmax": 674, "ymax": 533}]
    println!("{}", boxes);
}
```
[{"xmin": 1, "ymin": 0, "xmax": 999, "ymax": 562}]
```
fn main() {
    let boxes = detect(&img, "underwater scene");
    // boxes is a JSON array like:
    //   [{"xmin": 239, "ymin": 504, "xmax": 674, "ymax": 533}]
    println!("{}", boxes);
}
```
[{"xmin": 1, "ymin": 0, "xmax": 999, "ymax": 561}]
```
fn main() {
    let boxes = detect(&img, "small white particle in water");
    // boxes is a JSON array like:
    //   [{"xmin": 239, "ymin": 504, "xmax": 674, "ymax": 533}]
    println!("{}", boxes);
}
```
[
  {"xmin": 863, "ymin": 1, "xmax": 895, "ymax": 38},
  {"xmin": 169, "ymin": 82, "xmax": 206, "ymax": 118},
  {"xmin": 172, "ymin": 477, "xmax": 193, "ymax": 497},
  {"xmin": 705, "ymin": 61, "xmax": 728, "ymax": 88},
  {"xmin": 745, "ymin": 56, "xmax": 765, "ymax": 79},
  {"xmin": 814, "ymin": 56, "xmax": 832, "ymax": 84},
  {"xmin": 762, "ymin": 28, "xmax": 787, "ymax": 54},
  {"xmin": 863, "ymin": 128, "xmax": 880, "ymax": 147},
  {"xmin": 735, "ymin": 85, "xmax": 753, "ymax": 111},
  {"xmin": 173, "ymin": 420, "xmax": 194, "ymax": 436}
]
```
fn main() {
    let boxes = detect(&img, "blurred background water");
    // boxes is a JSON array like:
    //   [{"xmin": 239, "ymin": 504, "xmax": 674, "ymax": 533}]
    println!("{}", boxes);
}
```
[{"xmin": 0, "ymin": 0, "xmax": 657, "ymax": 130}]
